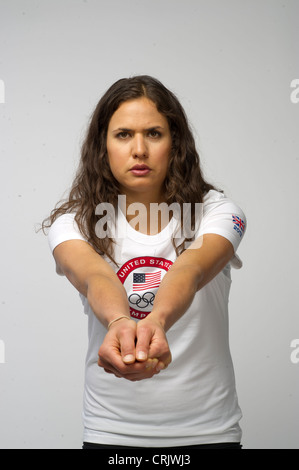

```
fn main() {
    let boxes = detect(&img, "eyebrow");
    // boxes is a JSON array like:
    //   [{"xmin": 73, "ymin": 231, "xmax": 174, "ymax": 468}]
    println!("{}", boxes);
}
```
[{"xmin": 112, "ymin": 126, "xmax": 164, "ymax": 133}]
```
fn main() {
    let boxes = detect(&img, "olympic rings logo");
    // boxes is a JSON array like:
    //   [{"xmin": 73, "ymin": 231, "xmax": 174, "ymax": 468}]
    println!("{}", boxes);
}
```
[{"xmin": 128, "ymin": 292, "xmax": 155, "ymax": 309}]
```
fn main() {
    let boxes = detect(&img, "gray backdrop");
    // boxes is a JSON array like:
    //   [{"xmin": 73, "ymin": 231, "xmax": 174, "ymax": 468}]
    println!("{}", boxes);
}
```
[{"xmin": 0, "ymin": 0, "xmax": 298, "ymax": 449}]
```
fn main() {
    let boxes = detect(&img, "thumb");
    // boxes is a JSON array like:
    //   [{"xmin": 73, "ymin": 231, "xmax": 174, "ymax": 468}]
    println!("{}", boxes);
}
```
[
  {"xmin": 114, "ymin": 321, "xmax": 137, "ymax": 364},
  {"xmin": 135, "ymin": 323, "xmax": 153, "ymax": 362}
]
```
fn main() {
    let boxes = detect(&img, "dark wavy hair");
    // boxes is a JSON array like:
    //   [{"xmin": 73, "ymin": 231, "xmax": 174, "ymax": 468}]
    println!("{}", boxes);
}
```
[{"xmin": 42, "ymin": 75, "xmax": 217, "ymax": 264}]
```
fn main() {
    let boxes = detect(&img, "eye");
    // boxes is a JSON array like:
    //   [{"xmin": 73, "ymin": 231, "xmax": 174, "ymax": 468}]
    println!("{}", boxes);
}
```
[
  {"xmin": 148, "ymin": 130, "xmax": 161, "ymax": 139},
  {"xmin": 116, "ymin": 131, "xmax": 131, "ymax": 139}
]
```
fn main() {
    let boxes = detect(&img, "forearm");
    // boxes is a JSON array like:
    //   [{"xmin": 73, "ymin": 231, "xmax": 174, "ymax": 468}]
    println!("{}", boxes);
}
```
[
  {"xmin": 148, "ymin": 235, "xmax": 235, "ymax": 332},
  {"xmin": 86, "ymin": 274, "xmax": 130, "ymax": 328},
  {"xmin": 148, "ymin": 265, "xmax": 202, "ymax": 332}
]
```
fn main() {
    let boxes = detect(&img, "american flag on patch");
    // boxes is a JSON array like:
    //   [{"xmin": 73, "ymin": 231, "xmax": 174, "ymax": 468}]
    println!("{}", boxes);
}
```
[
  {"xmin": 133, "ymin": 271, "xmax": 161, "ymax": 291},
  {"xmin": 232, "ymin": 214, "xmax": 245, "ymax": 232}
]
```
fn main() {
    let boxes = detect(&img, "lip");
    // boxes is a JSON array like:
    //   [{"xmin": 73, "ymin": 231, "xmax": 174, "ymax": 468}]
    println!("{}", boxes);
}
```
[{"xmin": 130, "ymin": 164, "xmax": 151, "ymax": 176}]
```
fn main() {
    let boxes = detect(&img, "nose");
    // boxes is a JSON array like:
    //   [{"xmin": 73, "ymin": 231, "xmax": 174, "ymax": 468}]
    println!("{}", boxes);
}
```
[{"xmin": 132, "ymin": 134, "xmax": 148, "ymax": 158}]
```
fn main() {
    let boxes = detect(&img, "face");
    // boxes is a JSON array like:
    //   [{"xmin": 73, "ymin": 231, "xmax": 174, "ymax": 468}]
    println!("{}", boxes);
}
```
[{"xmin": 106, "ymin": 98, "xmax": 172, "ymax": 204}]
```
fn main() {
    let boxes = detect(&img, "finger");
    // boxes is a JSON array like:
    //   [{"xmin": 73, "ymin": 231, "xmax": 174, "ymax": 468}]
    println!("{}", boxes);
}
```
[
  {"xmin": 99, "ymin": 355, "xmax": 160, "ymax": 381},
  {"xmin": 145, "ymin": 357, "xmax": 158, "ymax": 370},
  {"xmin": 156, "ymin": 354, "xmax": 172, "ymax": 372},
  {"xmin": 104, "ymin": 368, "xmax": 122, "ymax": 378},
  {"xmin": 98, "ymin": 354, "xmax": 123, "ymax": 375},
  {"xmin": 149, "ymin": 345, "xmax": 172, "ymax": 372}
]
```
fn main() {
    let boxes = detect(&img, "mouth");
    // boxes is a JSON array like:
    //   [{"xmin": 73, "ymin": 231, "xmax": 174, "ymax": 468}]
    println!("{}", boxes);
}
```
[{"xmin": 130, "ymin": 164, "xmax": 151, "ymax": 176}]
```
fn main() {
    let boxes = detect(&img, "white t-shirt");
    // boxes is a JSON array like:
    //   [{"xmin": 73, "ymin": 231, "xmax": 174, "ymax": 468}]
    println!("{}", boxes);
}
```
[{"xmin": 48, "ymin": 190, "xmax": 247, "ymax": 447}]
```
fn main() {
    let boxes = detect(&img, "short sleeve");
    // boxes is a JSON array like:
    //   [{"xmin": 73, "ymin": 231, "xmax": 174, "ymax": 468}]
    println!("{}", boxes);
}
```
[
  {"xmin": 48, "ymin": 213, "xmax": 87, "ymax": 274},
  {"xmin": 195, "ymin": 191, "xmax": 247, "ymax": 269}
]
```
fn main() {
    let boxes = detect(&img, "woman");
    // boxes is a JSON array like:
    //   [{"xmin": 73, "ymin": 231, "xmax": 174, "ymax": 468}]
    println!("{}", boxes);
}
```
[{"xmin": 44, "ymin": 75, "xmax": 246, "ymax": 449}]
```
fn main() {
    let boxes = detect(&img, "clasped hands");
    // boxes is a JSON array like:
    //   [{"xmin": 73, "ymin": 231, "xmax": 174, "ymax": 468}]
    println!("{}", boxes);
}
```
[{"xmin": 98, "ymin": 315, "xmax": 172, "ymax": 381}]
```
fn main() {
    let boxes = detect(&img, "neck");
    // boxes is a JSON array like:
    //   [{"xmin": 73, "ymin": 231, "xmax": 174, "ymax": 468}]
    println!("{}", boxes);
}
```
[{"xmin": 118, "ymin": 192, "xmax": 171, "ymax": 235}]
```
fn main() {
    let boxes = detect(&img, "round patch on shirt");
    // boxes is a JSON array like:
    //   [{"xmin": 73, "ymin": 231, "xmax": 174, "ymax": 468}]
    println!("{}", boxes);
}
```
[{"xmin": 117, "ymin": 256, "xmax": 173, "ymax": 319}]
